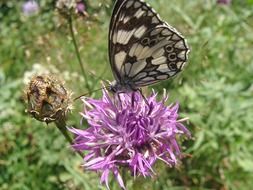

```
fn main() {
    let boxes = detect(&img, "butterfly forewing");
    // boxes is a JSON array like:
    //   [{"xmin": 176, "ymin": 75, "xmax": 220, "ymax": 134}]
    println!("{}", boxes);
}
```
[
  {"xmin": 109, "ymin": 0, "xmax": 164, "ymax": 80},
  {"xmin": 109, "ymin": 0, "xmax": 189, "ymax": 90}
]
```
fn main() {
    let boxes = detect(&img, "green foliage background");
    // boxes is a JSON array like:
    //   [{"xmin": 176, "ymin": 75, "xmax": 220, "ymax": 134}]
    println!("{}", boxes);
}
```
[{"xmin": 1, "ymin": 0, "xmax": 253, "ymax": 189}]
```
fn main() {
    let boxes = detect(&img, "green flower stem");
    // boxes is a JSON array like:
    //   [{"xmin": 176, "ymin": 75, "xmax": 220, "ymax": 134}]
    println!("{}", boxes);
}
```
[
  {"xmin": 55, "ymin": 120, "xmax": 84, "ymax": 158},
  {"xmin": 68, "ymin": 15, "xmax": 91, "ymax": 91},
  {"xmin": 121, "ymin": 167, "xmax": 128, "ymax": 188}
]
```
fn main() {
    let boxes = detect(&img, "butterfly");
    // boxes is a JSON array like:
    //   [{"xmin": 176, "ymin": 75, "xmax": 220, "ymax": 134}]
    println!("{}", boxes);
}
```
[{"xmin": 108, "ymin": 0, "xmax": 189, "ymax": 93}]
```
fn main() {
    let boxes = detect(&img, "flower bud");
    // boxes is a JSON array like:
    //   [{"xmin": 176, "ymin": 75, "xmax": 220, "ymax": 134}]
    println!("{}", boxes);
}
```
[{"xmin": 25, "ymin": 75, "xmax": 72, "ymax": 123}]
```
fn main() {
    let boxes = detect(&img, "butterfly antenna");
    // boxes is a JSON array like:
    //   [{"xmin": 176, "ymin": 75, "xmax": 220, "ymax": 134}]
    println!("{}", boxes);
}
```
[{"xmin": 74, "ymin": 85, "xmax": 110, "ymax": 101}]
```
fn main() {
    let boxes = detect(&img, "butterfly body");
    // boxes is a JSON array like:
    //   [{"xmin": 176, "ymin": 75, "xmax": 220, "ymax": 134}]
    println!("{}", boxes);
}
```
[
  {"xmin": 108, "ymin": 0, "xmax": 189, "ymax": 93},
  {"xmin": 109, "ymin": 78, "xmax": 138, "ymax": 93}
]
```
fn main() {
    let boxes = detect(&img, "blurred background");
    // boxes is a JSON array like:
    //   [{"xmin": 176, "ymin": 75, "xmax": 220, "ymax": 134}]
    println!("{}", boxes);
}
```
[{"xmin": 1, "ymin": 0, "xmax": 253, "ymax": 189}]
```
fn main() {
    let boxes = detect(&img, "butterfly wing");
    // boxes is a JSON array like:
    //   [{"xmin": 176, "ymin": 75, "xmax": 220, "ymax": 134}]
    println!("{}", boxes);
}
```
[
  {"xmin": 109, "ymin": 0, "xmax": 189, "ymax": 87},
  {"xmin": 109, "ymin": 0, "xmax": 164, "ymax": 81},
  {"xmin": 125, "ymin": 25, "xmax": 189, "ymax": 87}
]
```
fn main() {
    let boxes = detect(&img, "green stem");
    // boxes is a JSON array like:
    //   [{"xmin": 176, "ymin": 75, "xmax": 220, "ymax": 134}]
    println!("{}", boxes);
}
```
[
  {"xmin": 68, "ymin": 15, "xmax": 91, "ymax": 91},
  {"xmin": 55, "ymin": 120, "xmax": 84, "ymax": 158},
  {"xmin": 121, "ymin": 167, "xmax": 128, "ymax": 188}
]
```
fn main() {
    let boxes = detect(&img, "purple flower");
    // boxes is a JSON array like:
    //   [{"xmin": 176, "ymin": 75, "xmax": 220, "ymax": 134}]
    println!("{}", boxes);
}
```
[
  {"xmin": 76, "ymin": 1, "xmax": 86, "ymax": 13},
  {"xmin": 69, "ymin": 89, "xmax": 190, "ymax": 189},
  {"xmin": 22, "ymin": 1, "xmax": 39, "ymax": 16},
  {"xmin": 217, "ymin": 0, "xmax": 231, "ymax": 5}
]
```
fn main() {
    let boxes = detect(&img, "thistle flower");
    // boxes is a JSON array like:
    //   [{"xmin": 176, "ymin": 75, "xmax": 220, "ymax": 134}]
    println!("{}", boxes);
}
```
[
  {"xmin": 22, "ymin": 1, "xmax": 39, "ymax": 16},
  {"xmin": 25, "ymin": 75, "xmax": 72, "ymax": 124},
  {"xmin": 69, "ymin": 89, "xmax": 190, "ymax": 189},
  {"xmin": 76, "ymin": 0, "xmax": 88, "ymax": 16}
]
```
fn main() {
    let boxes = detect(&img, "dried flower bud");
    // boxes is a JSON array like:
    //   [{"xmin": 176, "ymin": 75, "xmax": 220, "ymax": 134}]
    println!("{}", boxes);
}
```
[{"xmin": 25, "ymin": 75, "xmax": 72, "ymax": 123}]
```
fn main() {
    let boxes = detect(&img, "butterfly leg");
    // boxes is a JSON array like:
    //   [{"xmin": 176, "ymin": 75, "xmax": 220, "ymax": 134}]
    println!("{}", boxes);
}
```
[
  {"xmin": 137, "ymin": 88, "xmax": 149, "ymax": 106},
  {"xmin": 115, "ymin": 92, "xmax": 123, "ymax": 109}
]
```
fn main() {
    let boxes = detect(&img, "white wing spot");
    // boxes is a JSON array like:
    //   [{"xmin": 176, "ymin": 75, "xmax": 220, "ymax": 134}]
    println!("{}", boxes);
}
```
[
  {"xmin": 166, "ymin": 36, "xmax": 172, "ymax": 40},
  {"xmin": 134, "ymin": 44, "xmax": 144, "ymax": 57},
  {"xmin": 167, "ymin": 71, "xmax": 177, "ymax": 77},
  {"xmin": 153, "ymin": 48, "xmax": 165, "ymax": 58},
  {"xmin": 119, "ymin": 13, "xmax": 125, "ymax": 21},
  {"xmin": 129, "ymin": 43, "xmax": 139, "ymax": 57},
  {"xmin": 177, "ymin": 51, "xmax": 186, "ymax": 60},
  {"xmin": 117, "ymin": 29, "xmax": 135, "ymax": 45},
  {"xmin": 115, "ymin": 51, "xmax": 127, "ymax": 71},
  {"xmin": 133, "ymin": 72, "xmax": 148, "ymax": 80},
  {"xmin": 140, "ymin": 77, "xmax": 155, "ymax": 82},
  {"xmin": 151, "ymin": 56, "xmax": 167, "ymax": 65},
  {"xmin": 134, "ymin": 25, "xmax": 147, "ymax": 39},
  {"xmin": 157, "ymin": 75, "xmax": 168, "ymax": 80},
  {"xmin": 177, "ymin": 61, "xmax": 186, "ymax": 69},
  {"xmin": 134, "ymin": 8, "xmax": 145, "ymax": 19},
  {"xmin": 123, "ymin": 17, "xmax": 131, "ymax": 24},
  {"xmin": 125, "ymin": 29, "xmax": 136, "ymax": 44},
  {"xmin": 148, "ymin": 11, "xmax": 153, "ymax": 16},
  {"xmin": 172, "ymin": 34, "xmax": 181, "ymax": 40},
  {"xmin": 142, "ymin": 6, "xmax": 148, "ymax": 10},
  {"xmin": 149, "ymin": 71, "xmax": 157, "ymax": 75},
  {"xmin": 157, "ymin": 64, "xmax": 168, "ymax": 71},
  {"xmin": 174, "ymin": 40, "xmax": 185, "ymax": 49},
  {"xmin": 129, "ymin": 60, "xmax": 147, "ymax": 77},
  {"xmin": 124, "ymin": 63, "xmax": 132, "ymax": 75},
  {"xmin": 113, "ymin": 33, "xmax": 117, "ymax": 44},
  {"xmin": 117, "ymin": 30, "xmax": 123, "ymax": 43},
  {"xmin": 162, "ymin": 29, "xmax": 173, "ymax": 36},
  {"xmin": 150, "ymin": 28, "xmax": 163, "ymax": 36},
  {"xmin": 151, "ymin": 40, "xmax": 172, "ymax": 55},
  {"xmin": 134, "ymin": 2, "xmax": 141, "ymax": 8},
  {"xmin": 126, "ymin": 1, "xmax": 134, "ymax": 8},
  {"xmin": 139, "ymin": 46, "xmax": 153, "ymax": 60},
  {"xmin": 152, "ymin": 17, "xmax": 159, "ymax": 24}
]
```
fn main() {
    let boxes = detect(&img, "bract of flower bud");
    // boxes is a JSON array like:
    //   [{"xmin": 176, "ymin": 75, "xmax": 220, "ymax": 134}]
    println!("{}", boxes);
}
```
[{"xmin": 25, "ymin": 75, "xmax": 72, "ymax": 124}]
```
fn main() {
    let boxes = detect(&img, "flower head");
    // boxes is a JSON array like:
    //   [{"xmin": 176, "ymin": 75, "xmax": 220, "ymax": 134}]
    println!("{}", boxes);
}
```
[
  {"xmin": 69, "ymin": 89, "xmax": 190, "ymax": 189},
  {"xmin": 76, "ymin": 1, "xmax": 86, "ymax": 13},
  {"xmin": 22, "ymin": 1, "xmax": 39, "ymax": 16},
  {"xmin": 56, "ymin": 0, "xmax": 88, "ymax": 17}
]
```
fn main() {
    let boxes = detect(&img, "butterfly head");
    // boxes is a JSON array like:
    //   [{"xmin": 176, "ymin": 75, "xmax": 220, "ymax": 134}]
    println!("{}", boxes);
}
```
[{"xmin": 108, "ymin": 80, "xmax": 136, "ymax": 93}]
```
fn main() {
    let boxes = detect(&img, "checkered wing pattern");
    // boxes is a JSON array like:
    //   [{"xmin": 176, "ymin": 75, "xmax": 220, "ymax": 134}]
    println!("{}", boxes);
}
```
[{"xmin": 109, "ymin": 0, "xmax": 189, "ymax": 88}]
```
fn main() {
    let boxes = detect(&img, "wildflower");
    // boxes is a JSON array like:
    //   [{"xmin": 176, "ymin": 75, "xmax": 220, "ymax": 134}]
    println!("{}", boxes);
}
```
[
  {"xmin": 56, "ymin": 0, "xmax": 88, "ymax": 17},
  {"xmin": 217, "ymin": 0, "xmax": 231, "ymax": 5},
  {"xmin": 56, "ymin": 0, "xmax": 76, "ymax": 12},
  {"xmin": 25, "ymin": 75, "xmax": 72, "ymax": 124},
  {"xmin": 22, "ymin": 1, "xmax": 39, "ymax": 16},
  {"xmin": 76, "ymin": 1, "xmax": 86, "ymax": 14},
  {"xmin": 69, "ymin": 89, "xmax": 190, "ymax": 189}
]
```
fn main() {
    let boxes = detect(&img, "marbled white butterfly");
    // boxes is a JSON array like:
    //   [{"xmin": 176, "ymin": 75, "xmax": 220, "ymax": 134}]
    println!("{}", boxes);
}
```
[{"xmin": 108, "ymin": 0, "xmax": 189, "ymax": 93}]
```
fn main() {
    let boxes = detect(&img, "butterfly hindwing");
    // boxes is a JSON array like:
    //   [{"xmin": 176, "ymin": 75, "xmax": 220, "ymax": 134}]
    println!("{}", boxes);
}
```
[{"xmin": 127, "ymin": 26, "xmax": 188, "ymax": 87}]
